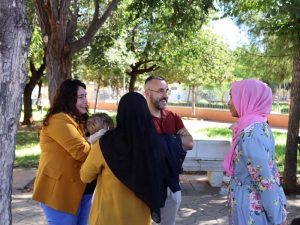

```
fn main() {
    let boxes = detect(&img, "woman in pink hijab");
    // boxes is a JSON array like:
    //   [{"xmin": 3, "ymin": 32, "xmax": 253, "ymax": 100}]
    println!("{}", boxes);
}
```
[{"xmin": 224, "ymin": 79, "xmax": 287, "ymax": 225}]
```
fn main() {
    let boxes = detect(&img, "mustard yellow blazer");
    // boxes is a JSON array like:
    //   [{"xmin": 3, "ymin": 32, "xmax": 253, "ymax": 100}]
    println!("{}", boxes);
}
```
[
  {"xmin": 32, "ymin": 113, "xmax": 91, "ymax": 214},
  {"xmin": 80, "ymin": 141, "xmax": 151, "ymax": 225}
]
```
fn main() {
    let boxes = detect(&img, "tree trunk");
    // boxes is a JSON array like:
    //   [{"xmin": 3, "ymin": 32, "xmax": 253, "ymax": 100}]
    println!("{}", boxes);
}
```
[
  {"xmin": 35, "ymin": 0, "xmax": 76, "ymax": 102},
  {"xmin": 23, "ymin": 86, "xmax": 34, "ymax": 125},
  {"xmin": 35, "ymin": 0, "xmax": 119, "ymax": 103},
  {"xmin": 187, "ymin": 86, "xmax": 191, "ymax": 102},
  {"xmin": 36, "ymin": 79, "xmax": 43, "ymax": 107},
  {"xmin": 128, "ymin": 73, "xmax": 138, "ymax": 92},
  {"xmin": 94, "ymin": 83, "xmax": 100, "ymax": 113},
  {"xmin": 22, "ymin": 58, "xmax": 46, "ymax": 125},
  {"xmin": 283, "ymin": 52, "xmax": 300, "ymax": 194},
  {"xmin": 0, "ymin": 0, "xmax": 30, "ymax": 223},
  {"xmin": 123, "ymin": 73, "xmax": 126, "ymax": 95},
  {"xmin": 45, "ymin": 41, "xmax": 72, "ymax": 103},
  {"xmin": 116, "ymin": 85, "xmax": 120, "ymax": 104},
  {"xmin": 191, "ymin": 85, "xmax": 196, "ymax": 116}
]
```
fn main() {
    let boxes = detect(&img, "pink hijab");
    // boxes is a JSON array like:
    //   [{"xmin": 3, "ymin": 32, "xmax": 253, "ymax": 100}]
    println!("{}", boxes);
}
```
[{"xmin": 223, "ymin": 79, "xmax": 272, "ymax": 176}]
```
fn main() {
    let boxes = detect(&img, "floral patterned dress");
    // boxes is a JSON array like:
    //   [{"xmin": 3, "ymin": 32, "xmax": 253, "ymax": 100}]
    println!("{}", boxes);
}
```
[{"xmin": 228, "ymin": 122, "xmax": 287, "ymax": 225}]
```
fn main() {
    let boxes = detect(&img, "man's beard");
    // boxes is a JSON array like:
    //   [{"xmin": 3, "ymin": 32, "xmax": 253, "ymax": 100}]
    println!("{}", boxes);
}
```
[{"xmin": 154, "ymin": 98, "xmax": 167, "ymax": 110}]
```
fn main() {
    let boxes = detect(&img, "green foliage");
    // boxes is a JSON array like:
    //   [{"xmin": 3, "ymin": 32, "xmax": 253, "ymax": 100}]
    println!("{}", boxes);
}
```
[
  {"xmin": 280, "ymin": 107, "xmax": 289, "ymax": 114},
  {"xmin": 221, "ymin": 0, "xmax": 300, "ymax": 55},
  {"xmin": 26, "ymin": 0, "xmax": 44, "ymax": 76},
  {"xmin": 119, "ymin": 0, "xmax": 216, "ymax": 86},
  {"xmin": 76, "ymin": 0, "xmax": 219, "ymax": 90},
  {"xmin": 233, "ymin": 44, "xmax": 292, "ymax": 84},
  {"xmin": 222, "ymin": 1, "xmax": 298, "ymax": 33},
  {"xmin": 160, "ymin": 28, "xmax": 235, "ymax": 86},
  {"xmin": 219, "ymin": 0, "xmax": 299, "ymax": 89},
  {"xmin": 28, "ymin": 27, "xmax": 43, "ymax": 62},
  {"xmin": 126, "ymin": 0, "xmax": 215, "ymax": 38}
]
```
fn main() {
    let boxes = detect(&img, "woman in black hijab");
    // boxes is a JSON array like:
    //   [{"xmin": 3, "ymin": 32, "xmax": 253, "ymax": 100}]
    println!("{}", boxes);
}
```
[{"xmin": 80, "ymin": 92, "xmax": 165, "ymax": 225}]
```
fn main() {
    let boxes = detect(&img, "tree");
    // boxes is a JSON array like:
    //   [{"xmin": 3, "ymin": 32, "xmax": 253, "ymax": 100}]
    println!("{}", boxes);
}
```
[
  {"xmin": 233, "ymin": 44, "xmax": 292, "ymax": 84},
  {"xmin": 221, "ymin": 0, "xmax": 300, "ymax": 193},
  {"xmin": 35, "ymin": 0, "xmax": 119, "ymax": 102},
  {"xmin": 119, "ymin": 0, "xmax": 215, "ymax": 91},
  {"xmin": 0, "ymin": 0, "xmax": 30, "ymax": 223},
  {"xmin": 66, "ymin": 0, "xmax": 213, "ymax": 91},
  {"xmin": 160, "ymin": 28, "xmax": 235, "ymax": 114},
  {"xmin": 22, "ymin": 2, "xmax": 46, "ymax": 125},
  {"xmin": 22, "ymin": 56, "xmax": 46, "ymax": 125},
  {"xmin": 77, "ymin": 18, "xmax": 126, "ymax": 106}
]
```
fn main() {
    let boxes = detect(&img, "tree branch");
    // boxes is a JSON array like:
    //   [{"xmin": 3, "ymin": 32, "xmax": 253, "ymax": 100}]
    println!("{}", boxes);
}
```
[
  {"xmin": 131, "ymin": 59, "xmax": 161, "ymax": 68},
  {"xmin": 130, "ymin": 25, "xmax": 138, "ymax": 53},
  {"xmin": 29, "ymin": 56, "xmax": 46, "ymax": 84},
  {"xmin": 126, "ymin": 59, "xmax": 160, "ymax": 75},
  {"xmin": 59, "ymin": 0, "xmax": 70, "ymax": 42},
  {"xmin": 71, "ymin": 0, "xmax": 119, "ymax": 53},
  {"xmin": 67, "ymin": 0, "xmax": 78, "ymax": 39},
  {"xmin": 35, "ymin": 0, "xmax": 53, "ymax": 36}
]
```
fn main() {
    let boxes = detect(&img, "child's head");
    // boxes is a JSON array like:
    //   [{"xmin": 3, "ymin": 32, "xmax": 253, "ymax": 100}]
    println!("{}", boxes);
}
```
[{"xmin": 86, "ymin": 113, "xmax": 114, "ymax": 135}]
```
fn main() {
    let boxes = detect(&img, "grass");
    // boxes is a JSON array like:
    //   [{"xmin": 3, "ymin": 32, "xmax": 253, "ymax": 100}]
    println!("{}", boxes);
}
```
[
  {"xmin": 195, "ymin": 127, "xmax": 300, "ymax": 173},
  {"xmin": 15, "ymin": 108, "xmax": 298, "ymax": 173},
  {"xmin": 15, "ymin": 106, "xmax": 45, "ymax": 168},
  {"xmin": 14, "ymin": 155, "xmax": 40, "ymax": 168},
  {"xmin": 20, "ymin": 106, "xmax": 48, "ymax": 122},
  {"xmin": 195, "ymin": 127, "xmax": 288, "ymax": 142},
  {"xmin": 15, "ymin": 124, "xmax": 41, "ymax": 168}
]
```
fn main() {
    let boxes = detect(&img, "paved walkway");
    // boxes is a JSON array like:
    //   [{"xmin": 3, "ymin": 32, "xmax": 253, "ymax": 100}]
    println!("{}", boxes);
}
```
[{"xmin": 12, "ymin": 169, "xmax": 300, "ymax": 225}]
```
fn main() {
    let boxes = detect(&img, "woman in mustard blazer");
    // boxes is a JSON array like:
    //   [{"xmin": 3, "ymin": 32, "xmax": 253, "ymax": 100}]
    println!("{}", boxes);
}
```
[
  {"xmin": 32, "ymin": 79, "xmax": 99, "ymax": 225},
  {"xmin": 80, "ymin": 92, "xmax": 166, "ymax": 225}
]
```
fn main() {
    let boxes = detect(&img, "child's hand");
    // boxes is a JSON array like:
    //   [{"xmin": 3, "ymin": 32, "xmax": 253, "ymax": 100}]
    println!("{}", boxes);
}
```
[{"xmin": 88, "ymin": 129, "xmax": 107, "ymax": 144}]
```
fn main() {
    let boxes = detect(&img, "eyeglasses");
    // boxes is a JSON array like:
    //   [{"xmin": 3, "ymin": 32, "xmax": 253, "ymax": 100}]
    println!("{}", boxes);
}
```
[{"xmin": 148, "ymin": 88, "xmax": 171, "ymax": 95}]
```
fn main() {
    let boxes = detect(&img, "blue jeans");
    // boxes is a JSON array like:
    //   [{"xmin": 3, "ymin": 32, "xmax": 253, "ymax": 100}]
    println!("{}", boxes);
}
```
[{"xmin": 41, "ymin": 194, "xmax": 92, "ymax": 225}]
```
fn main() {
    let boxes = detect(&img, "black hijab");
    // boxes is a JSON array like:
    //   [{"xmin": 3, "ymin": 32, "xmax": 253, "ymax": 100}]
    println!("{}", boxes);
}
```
[{"xmin": 100, "ymin": 92, "xmax": 165, "ymax": 223}]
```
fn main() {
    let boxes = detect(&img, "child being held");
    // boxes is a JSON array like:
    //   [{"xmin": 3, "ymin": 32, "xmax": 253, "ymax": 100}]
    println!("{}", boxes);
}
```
[{"xmin": 86, "ymin": 113, "xmax": 114, "ymax": 144}]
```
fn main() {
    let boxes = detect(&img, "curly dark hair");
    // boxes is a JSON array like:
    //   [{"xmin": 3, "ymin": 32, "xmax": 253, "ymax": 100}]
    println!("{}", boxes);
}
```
[{"xmin": 43, "ymin": 79, "xmax": 88, "ymax": 126}]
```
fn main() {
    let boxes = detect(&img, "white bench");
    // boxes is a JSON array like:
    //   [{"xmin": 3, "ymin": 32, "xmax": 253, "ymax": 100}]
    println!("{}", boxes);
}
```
[{"xmin": 182, "ymin": 140, "xmax": 230, "ymax": 187}]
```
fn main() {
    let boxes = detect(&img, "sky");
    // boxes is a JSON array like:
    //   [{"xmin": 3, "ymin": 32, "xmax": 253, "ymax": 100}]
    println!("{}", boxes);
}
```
[{"xmin": 210, "ymin": 17, "xmax": 250, "ymax": 50}]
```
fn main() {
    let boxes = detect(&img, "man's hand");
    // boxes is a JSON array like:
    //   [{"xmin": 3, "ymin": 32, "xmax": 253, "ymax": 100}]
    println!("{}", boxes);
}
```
[{"xmin": 177, "ymin": 127, "xmax": 193, "ymax": 151}]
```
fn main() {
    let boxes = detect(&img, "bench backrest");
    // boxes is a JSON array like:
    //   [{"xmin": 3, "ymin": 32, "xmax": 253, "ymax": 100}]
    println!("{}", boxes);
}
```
[{"xmin": 186, "ymin": 140, "xmax": 230, "ymax": 161}]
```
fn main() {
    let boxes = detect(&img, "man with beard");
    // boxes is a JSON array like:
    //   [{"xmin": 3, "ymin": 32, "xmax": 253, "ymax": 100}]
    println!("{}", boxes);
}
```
[{"xmin": 144, "ymin": 75, "xmax": 193, "ymax": 225}]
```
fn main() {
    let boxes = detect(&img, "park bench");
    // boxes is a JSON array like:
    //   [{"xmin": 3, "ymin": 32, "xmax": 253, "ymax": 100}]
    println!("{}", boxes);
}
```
[{"xmin": 182, "ymin": 140, "xmax": 230, "ymax": 187}]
